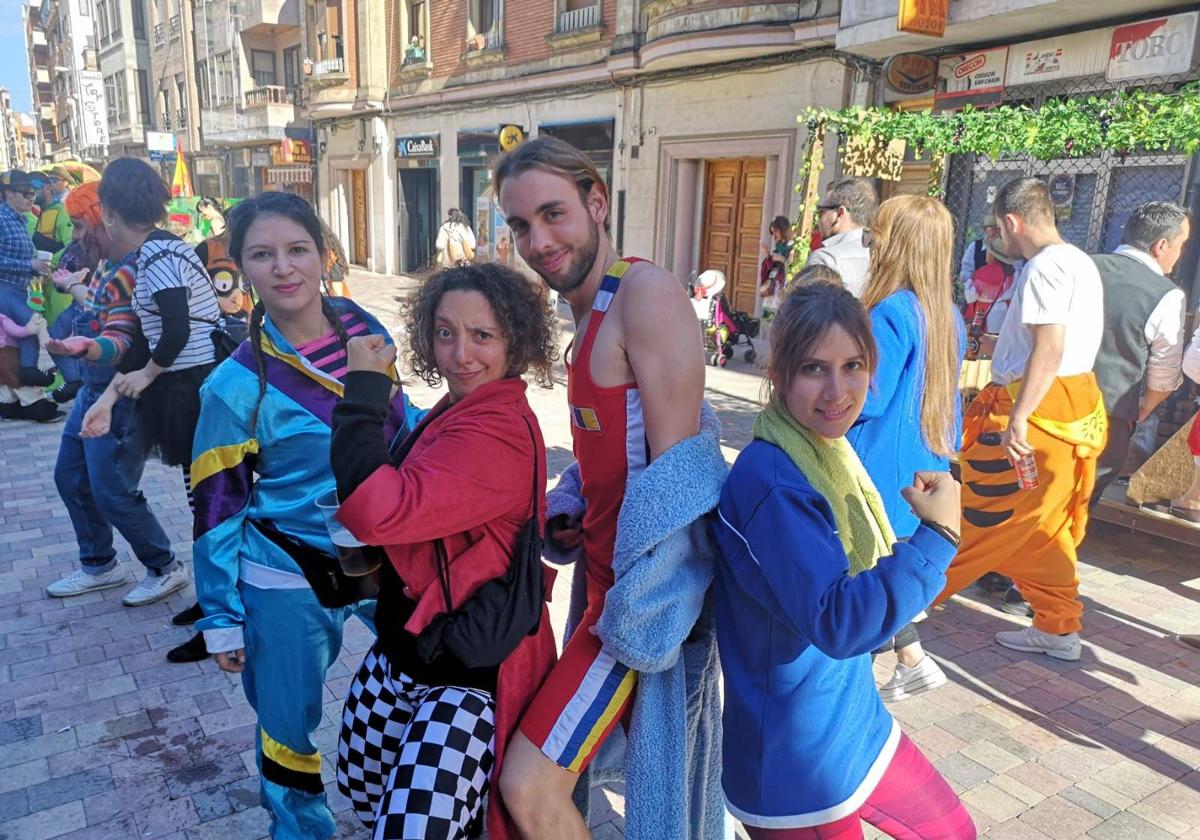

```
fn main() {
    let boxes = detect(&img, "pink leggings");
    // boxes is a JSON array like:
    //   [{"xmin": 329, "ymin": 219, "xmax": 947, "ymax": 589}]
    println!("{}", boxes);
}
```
[{"xmin": 746, "ymin": 734, "xmax": 976, "ymax": 840}]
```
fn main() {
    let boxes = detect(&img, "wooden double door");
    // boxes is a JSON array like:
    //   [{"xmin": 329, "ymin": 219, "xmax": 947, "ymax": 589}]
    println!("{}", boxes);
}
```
[{"xmin": 699, "ymin": 157, "xmax": 766, "ymax": 313}]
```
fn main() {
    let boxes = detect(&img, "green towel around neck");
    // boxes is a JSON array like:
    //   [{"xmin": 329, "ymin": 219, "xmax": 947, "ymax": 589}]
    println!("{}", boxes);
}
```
[{"xmin": 753, "ymin": 397, "xmax": 896, "ymax": 576}]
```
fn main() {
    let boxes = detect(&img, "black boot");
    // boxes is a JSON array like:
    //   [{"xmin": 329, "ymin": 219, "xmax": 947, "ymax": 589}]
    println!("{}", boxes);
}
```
[
  {"xmin": 19, "ymin": 399, "xmax": 65, "ymax": 423},
  {"xmin": 51, "ymin": 379, "xmax": 82, "ymax": 403},
  {"xmin": 172, "ymin": 602, "xmax": 204, "ymax": 626},
  {"xmin": 0, "ymin": 400, "xmax": 19, "ymax": 420},
  {"xmin": 18, "ymin": 366, "xmax": 55, "ymax": 388},
  {"xmin": 977, "ymin": 572, "xmax": 1013, "ymax": 593},
  {"xmin": 167, "ymin": 632, "xmax": 209, "ymax": 663}
]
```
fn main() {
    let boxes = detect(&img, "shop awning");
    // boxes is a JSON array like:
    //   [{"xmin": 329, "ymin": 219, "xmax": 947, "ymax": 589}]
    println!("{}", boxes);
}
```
[{"xmin": 266, "ymin": 166, "xmax": 313, "ymax": 185}]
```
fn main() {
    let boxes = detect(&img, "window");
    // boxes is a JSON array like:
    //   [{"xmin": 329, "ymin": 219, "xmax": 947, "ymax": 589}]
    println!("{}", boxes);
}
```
[
  {"xmin": 403, "ymin": 0, "xmax": 426, "ymax": 65},
  {"xmin": 110, "ymin": 1, "xmax": 122, "ymax": 40},
  {"xmin": 408, "ymin": 0, "xmax": 425, "ymax": 42},
  {"xmin": 196, "ymin": 59, "xmax": 210, "ymax": 109},
  {"xmin": 132, "ymin": 0, "xmax": 146, "ymax": 40},
  {"xmin": 250, "ymin": 49, "xmax": 276, "ymax": 87},
  {"xmin": 96, "ymin": 0, "xmax": 109, "ymax": 44},
  {"xmin": 104, "ymin": 75, "xmax": 118, "ymax": 122},
  {"xmin": 175, "ymin": 73, "xmax": 185, "ymax": 123},
  {"xmin": 117, "ymin": 70, "xmax": 128, "ymax": 120},
  {"xmin": 80, "ymin": 0, "xmax": 89, "ymax": 16},
  {"xmin": 283, "ymin": 45, "xmax": 300, "ymax": 91},
  {"xmin": 467, "ymin": 0, "xmax": 500, "ymax": 49},
  {"xmin": 136, "ymin": 69, "xmax": 150, "ymax": 123},
  {"xmin": 216, "ymin": 51, "xmax": 235, "ymax": 104}
]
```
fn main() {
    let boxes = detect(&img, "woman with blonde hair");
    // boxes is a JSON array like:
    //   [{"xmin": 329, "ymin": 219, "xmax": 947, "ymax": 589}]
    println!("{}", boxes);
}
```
[{"xmin": 849, "ymin": 194, "xmax": 965, "ymax": 703}]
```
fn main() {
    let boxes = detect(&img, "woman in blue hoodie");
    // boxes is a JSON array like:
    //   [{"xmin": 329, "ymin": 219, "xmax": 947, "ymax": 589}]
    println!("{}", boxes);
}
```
[
  {"xmin": 848, "ymin": 195, "xmax": 966, "ymax": 702},
  {"xmin": 711, "ymin": 282, "xmax": 974, "ymax": 839}
]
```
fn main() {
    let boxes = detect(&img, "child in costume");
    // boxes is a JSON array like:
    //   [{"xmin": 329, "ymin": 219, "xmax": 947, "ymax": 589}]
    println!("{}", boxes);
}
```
[
  {"xmin": 710, "ymin": 283, "xmax": 974, "ymax": 839},
  {"xmin": 192, "ymin": 192, "xmax": 420, "ymax": 840}
]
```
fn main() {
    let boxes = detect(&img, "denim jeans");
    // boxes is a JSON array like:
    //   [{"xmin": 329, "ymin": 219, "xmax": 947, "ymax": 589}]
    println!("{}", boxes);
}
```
[
  {"xmin": 0, "ymin": 282, "xmax": 39, "ymax": 368},
  {"xmin": 47, "ymin": 303, "xmax": 82, "ymax": 384},
  {"xmin": 54, "ymin": 386, "xmax": 174, "ymax": 574}
]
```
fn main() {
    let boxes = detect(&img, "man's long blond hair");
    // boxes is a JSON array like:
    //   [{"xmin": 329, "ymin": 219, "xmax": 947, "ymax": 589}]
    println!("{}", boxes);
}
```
[{"xmin": 861, "ymin": 195, "xmax": 960, "ymax": 458}]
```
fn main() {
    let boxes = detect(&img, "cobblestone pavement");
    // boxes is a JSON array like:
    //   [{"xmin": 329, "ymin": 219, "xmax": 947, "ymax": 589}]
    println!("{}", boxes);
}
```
[{"xmin": 1, "ymin": 269, "xmax": 1198, "ymax": 839}]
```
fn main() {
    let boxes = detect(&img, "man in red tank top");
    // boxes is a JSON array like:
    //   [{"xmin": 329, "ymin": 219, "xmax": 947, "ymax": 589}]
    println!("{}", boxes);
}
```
[{"xmin": 493, "ymin": 137, "xmax": 704, "ymax": 837}]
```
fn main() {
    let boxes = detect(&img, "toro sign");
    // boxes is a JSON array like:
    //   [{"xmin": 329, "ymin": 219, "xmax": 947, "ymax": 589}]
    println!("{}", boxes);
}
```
[{"xmin": 1107, "ymin": 12, "xmax": 1198, "ymax": 82}]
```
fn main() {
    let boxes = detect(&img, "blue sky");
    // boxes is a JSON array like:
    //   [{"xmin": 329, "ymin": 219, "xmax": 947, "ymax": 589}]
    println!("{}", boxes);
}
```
[{"xmin": 0, "ymin": 0, "xmax": 32, "ymax": 112}]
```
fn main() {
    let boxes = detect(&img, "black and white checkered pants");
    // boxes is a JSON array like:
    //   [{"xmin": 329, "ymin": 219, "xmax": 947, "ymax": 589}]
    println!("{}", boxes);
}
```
[{"xmin": 336, "ymin": 644, "xmax": 496, "ymax": 840}]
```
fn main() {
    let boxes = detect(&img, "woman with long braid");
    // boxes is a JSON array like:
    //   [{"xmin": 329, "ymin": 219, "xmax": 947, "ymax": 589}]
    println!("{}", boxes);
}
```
[{"xmin": 191, "ymin": 192, "xmax": 420, "ymax": 840}]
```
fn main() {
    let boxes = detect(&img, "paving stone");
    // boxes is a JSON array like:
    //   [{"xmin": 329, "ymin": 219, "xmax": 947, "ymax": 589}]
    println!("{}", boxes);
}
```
[
  {"xmin": 0, "ymin": 800, "xmax": 87, "ymax": 840},
  {"xmin": 0, "ymin": 788, "xmax": 29, "ymax": 822},
  {"xmin": 133, "ymin": 795, "xmax": 201, "ymax": 839},
  {"xmin": 1141, "ymin": 776, "xmax": 1200, "ymax": 828},
  {"xmin": 53, "ymin": 813, "xmax": 139, "ymax": 840},
  {"xmin": 180, "ymin": 804, "xmax": 270, "ymax": 840},
  {"xmin": 25, "ymin": 767, "xmax": 114, "ymax": 814},
  {"xmin": 72, "ymin": 710, "xmax": 154, "ymax": 746},
  {"xmin": 1086, "ymin": 810, "xmax": 1176, "ymax": 840},
  {"xmin": 934, "ymin": 753, "xmax": 993, "ymax": 790},
  {"xmin": 1058, "ymin": 784, "xmax": 1121, "ymax": 819},
  {"xmin": 961, "ymin": 781, "xmax": 1028, "ymax": 823},
  {"xmin": 1018, "ymin": 794, "xmax": 1104, "ymax": 837},
  {"xmin": 959, "ymin": 740, "xmax": 1024, "ymax": 774},
  {"xmin": 1091, "ymin": 760, "xmax": 1173, "ymax": 801},
  {"xmin": 191, "ymin": 786, "xmax": 234, "ymax": 823},
  {"xmin": 0, "ymin": 714, "xmax": 42, "ymax": 746},
  {"xmin": 164, "ymin": 754, "xmax": 251, "ymax": 800},
  {"xmin": 0, "ymin": 729, "xmax": 77, "ymax": 769}
]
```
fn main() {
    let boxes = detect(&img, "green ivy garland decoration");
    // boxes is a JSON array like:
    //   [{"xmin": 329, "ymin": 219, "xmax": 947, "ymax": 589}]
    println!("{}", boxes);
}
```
[{"xmin": 785, "ymin": 83, "xmax": 1200, "ymax": 280}]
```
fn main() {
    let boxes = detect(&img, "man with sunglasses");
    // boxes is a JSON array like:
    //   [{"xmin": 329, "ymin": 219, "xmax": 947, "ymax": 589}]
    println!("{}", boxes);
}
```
[
  {"xmin": 806, "ymin": 176, "xmax": 878, "ymax": 298},
  {"xmin": 0, "ymin": 171, "xmax": 56, "ymax": 420}
]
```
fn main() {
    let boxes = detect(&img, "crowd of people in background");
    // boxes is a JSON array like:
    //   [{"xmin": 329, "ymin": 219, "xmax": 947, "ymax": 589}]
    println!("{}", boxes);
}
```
[{"xmin": 0, "ymin": 131, "xmax": 1197, "ymax": 840}]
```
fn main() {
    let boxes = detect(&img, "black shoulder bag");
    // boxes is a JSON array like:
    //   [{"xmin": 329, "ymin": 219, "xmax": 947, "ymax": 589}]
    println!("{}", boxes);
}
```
[{"xmin": 414, "ymin": 416, "xmax": 546, "ymax": 669}]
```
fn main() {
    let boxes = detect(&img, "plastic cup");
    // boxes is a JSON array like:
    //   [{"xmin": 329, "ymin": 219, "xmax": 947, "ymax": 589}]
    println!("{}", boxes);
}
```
[
  {"xmin": 34, "ymin": 250, "xmax": 52, "ymax": 273},
  {"xmin": 315, "ymin": 489, "xmax": 380, "ymax": 577}
]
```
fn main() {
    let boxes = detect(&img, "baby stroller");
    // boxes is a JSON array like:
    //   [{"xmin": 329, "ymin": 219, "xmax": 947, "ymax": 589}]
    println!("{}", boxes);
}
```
[{"xmin": 690, "ymin": 270, "xmax": 760, "ymax": 367}]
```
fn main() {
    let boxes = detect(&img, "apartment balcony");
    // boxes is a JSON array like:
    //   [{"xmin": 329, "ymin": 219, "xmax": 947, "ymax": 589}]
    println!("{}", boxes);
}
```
[
  {"xmin": 204, "ymin": 89, "xmax": 297, "ymax": 145},
  {"xmin": 153, "ymin": 23, "xmax": 166, "ymax": 48},
  {"xmin": 240, "ymin": 0, "xmax": 300, "ymax": 36},
  {"xmin": 305, "ymin": 56, "xmax": 349, "ymax": 89},
  {"xmin": 169, "ymin": 14, "xmax": 181, "ymax": 40},
  {"xmin": 836, "ymin": 0, "xmax": 1181, "ymax": 59}
]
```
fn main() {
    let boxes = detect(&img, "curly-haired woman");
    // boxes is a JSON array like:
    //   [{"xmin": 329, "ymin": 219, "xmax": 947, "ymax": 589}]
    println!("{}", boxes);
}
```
[
  {"xmin": 330, "ymin": 262, "xmax": 559, "ymax": 840},
  {"xmin": 190, "ymin": 192, "xmax": 420, "ymax": 840}
]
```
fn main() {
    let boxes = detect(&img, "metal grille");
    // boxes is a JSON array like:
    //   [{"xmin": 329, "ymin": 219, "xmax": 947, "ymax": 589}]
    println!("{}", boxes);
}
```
[
  {"xmin": 938, "ymin": 70, "xmax": 1200, "ymax": 446},
  {"xmin": 941, "ymin": 71, "xmax": 1199, "ymax": 281}
]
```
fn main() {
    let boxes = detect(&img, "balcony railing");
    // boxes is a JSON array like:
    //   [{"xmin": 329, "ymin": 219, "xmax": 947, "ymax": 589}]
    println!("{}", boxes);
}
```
[
  {"xmin": 177, "ymin": 108, "xmax": 188, "ymax": 128},
  {"xmin": 313, "ymin": 57, "xmax": 344, "ymax": 75},
  {"xmin": 169, "ymin": 14, "xmax": 181, "ymax": 39},
  {"xmin": 153, "ymin": 23, "xmax": 165, "ymax": 47},
  {"xmin": 558, "ymin": 5, "xmax": 598, "ymax": 33},
  {"xmin": 244, "ymin": 85, "xmax": 292, "ymax": 108}
]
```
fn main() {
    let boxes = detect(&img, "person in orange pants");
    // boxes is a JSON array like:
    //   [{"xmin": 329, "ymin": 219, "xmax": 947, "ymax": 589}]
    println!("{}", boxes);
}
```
[{"xmin": 936, "ymin": 178, "xmax": 1106, "ymax": 662}]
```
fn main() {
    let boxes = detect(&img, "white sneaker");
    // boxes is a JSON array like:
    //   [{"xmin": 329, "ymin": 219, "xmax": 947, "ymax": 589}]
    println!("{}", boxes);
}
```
[
  {"xmin": 46, "ymin": 565, "xmax": 129, "ymax": 598},
  {"xmin": 996, "ymin": 626, "xmax": 1081, "ymax": 661},
  {"xmin": 879, "ymin": 655, "xmax": 947, "ymax": 702},
  {"xmin": 122, "ymin": 563, "xmax": 189, "ymax": 607}
]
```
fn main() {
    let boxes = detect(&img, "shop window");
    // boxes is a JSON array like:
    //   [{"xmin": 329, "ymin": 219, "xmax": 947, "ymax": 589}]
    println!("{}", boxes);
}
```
[
  {"xmin": 467, "ymin": 0, "xmax": 501, "ymax": 51},
  {"xmin": 105, "ymin": 75, "xmax": 118, "ymax": 123},
  {"xmin": 250, "ymin": 49, "xmax": 277, "ymax": 87},
  {"xmin": 114, "ymin": 70, "xmax": 128, "ymax": 122}
]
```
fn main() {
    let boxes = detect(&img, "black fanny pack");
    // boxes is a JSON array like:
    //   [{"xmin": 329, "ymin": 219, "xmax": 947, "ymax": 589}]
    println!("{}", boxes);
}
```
[
  {"xmin": 250, "ymin": 518, "xmax": 380, "ymax": 608},
  {"xmin": 391, "ymin": 415, "xmax": 545, "ymax": 670}
]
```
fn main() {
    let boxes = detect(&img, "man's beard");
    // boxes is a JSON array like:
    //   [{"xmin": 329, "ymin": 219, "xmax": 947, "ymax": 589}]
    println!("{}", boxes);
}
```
[{"xmin": 536, "ymin": 221, "xmax": 600, "ymax": 295}]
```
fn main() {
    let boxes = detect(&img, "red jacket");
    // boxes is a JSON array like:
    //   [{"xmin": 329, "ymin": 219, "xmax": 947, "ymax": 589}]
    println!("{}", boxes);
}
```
[{"xmin": 337, "ymin": 376, "xmax": 556, "ymax": 840}]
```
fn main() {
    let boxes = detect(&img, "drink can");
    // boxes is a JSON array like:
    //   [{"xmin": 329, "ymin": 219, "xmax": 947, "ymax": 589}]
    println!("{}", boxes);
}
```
[{"xmin": 1012, "ymin": 452, "xmax": 1038, "ymax": 490}]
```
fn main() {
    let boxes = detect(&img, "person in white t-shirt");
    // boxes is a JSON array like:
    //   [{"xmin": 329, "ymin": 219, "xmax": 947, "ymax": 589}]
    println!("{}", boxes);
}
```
[{"xmin": 932, "ymin": 178, "xmax": 1107, "ymax": 664}]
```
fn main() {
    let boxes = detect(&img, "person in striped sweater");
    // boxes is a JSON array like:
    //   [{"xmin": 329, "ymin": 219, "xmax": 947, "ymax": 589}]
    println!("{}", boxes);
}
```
[{"xmin": 41, "ymin": 182, "xmax": 178, "ymax": 605}]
